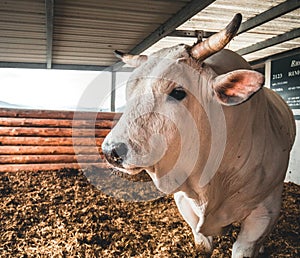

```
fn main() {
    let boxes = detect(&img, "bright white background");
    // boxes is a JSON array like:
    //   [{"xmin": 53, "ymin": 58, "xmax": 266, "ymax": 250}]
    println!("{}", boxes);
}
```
[{"xmin": 0, "ymin": 68, "xmax": 131, "ymax": 111}]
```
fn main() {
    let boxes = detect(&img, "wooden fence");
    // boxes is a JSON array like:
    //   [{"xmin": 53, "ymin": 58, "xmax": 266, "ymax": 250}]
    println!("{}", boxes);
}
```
[{"xmin": 0, "ymin": 108, "xmax": 121, "ymax": 172}]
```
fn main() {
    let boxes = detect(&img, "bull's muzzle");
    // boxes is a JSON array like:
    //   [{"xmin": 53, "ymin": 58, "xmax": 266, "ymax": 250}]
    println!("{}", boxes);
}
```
[{"xmin": 102, "ymin": 142, "xmax": 128, "ymax": 167}]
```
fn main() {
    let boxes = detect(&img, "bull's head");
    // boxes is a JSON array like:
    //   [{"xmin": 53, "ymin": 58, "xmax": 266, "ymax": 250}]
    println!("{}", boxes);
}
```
[{"xmin": 102, "ymin": 14, "xmax": 264, "ymax": 193}]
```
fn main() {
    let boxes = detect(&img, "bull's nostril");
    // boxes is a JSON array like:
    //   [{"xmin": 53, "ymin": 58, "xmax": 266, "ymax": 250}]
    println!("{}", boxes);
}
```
[
  {"xmin": 104, "ymin": 142, "xmax": 128, "ymax": 166},
  {"xmin": 113, "ymin": 142, "xmax": 128, "ymax": 158}
]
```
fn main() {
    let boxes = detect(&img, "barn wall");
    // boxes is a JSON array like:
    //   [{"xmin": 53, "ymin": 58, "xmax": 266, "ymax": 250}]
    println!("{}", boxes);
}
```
[
  {"xmin": 0, "ymin": 108, "xmax": 121, "ymax": 172},
  {"xmin": 1, "ymin": 106, "xmax": 298, "ymax": 185}
]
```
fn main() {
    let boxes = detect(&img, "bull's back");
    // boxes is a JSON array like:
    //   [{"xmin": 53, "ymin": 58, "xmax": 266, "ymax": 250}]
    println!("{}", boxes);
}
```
[{"xmin": 263, "ymin": 87, "xmax": 296, "ymax": 151}]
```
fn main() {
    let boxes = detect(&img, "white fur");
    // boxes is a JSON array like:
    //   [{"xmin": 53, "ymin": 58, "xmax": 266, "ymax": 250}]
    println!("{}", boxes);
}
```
[{"xmin": 103, "ymin": 46, "xmax": 296, "ymax": 257}]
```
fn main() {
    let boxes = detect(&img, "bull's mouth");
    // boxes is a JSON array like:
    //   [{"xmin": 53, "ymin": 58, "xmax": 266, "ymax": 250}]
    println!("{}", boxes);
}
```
[
  {"xmin": 104, "ymin": 161, "xmax": 145, "ymax": 175},
  {"xmin": 111, "ymin": 167, "xmax": 153, "ymax": 182},
  {"xmin": 118, "ymin": 166, "xmax": 144, "ymax": 175}
]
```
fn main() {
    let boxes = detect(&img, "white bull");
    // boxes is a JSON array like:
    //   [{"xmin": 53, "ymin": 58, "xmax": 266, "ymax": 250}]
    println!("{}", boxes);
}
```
[{"xmin": 102, "ymin": 14, "xmax": 296, "ymax": 257}]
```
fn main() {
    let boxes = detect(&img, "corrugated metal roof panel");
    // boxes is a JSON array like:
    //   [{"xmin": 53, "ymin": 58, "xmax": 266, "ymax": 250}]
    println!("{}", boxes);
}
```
[
  {"xmin": 0, "ymin": 0, "xmax": 299, "ymax": 69},
  {"xmin": 57, "ymin": 0, "xmax": 190, "ymax": 14},
  {"xmin": 144, "ymin": 0, "xmax": 299, "ymax": 63},
  {"xmin": 230, "ymin": 8, "xmax": 300, "ymax": 51},
  {"xmin": 178, "ymin": 0, "xmax": 287, "ymax": 30},
  {"xmin": 0, "ymin": 0, "xmax": 46, "ymax": 64},
  {"xmin": 52, "ymin": 0, "xmax": 190, "ymax": 66},
  {"xmin": 52, "ymin": 57, "xmax": 115, "ymax": 66}
]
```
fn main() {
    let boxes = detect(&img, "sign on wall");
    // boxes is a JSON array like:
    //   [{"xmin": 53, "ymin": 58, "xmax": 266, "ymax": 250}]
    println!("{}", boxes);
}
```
[{"xmin": 270, "ymin": 53, "xmax": 300, "ymax": 110}]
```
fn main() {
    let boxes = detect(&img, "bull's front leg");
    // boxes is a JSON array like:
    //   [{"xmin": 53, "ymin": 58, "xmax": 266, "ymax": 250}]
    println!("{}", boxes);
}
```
[
  {"xmin": 232, "ymin": 183, "xmax": 283, "ymax": 258},
  {"xmin": 174, "ymin": 192, "xmax": 212, "ymax": 254}
]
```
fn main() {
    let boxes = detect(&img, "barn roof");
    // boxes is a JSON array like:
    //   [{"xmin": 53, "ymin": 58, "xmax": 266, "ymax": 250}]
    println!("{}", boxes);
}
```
[{"xmin": 0, "ymin": 0, "xmax": 299, "ymax": 71}]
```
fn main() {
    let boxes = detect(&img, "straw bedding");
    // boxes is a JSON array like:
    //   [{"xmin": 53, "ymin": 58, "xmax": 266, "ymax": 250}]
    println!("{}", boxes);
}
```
[{"xmin": 0, "ymin": 168, "xmax": 298, "ymax": 257}]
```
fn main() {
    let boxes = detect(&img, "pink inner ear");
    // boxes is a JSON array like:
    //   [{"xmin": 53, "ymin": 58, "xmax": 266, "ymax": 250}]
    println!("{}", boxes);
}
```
[
  {"xmin": 225, "ymin": 75, "xmax": 259, "ymax": 96},
  {"xmin": 213, "ymin": 70, "xmax": 265, "ymax": 105}
]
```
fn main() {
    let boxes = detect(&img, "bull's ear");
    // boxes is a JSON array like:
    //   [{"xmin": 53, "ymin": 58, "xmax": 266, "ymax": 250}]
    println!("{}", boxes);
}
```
[
  {"xmin": 114, "ymin": 50, "xmax": 148, "ymax": 67},
  {"xmin": 212, "ymin": 69, "xmax": 264, "ymax": 106}
]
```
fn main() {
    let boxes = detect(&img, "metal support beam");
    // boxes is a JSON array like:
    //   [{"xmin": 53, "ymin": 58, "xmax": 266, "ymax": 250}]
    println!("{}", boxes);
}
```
[
  {"xmin": 238, "ymin": 0, "xmax": 300, "ymax": 34},
  {"xmin": 249, "ymin": 47, "xmax": 300, "ymax": 67},
  {"xmin": 0, "ymin": 62, "xmax": 110, "ymax": 71},
  {"xmin": 45, "ymin": 0, "xmax": 54, "ymax": 69},
  {"xmin": 0, "ymin": 61, "xmax": 135, "ymax": 72},
  {"xmin": 168, "ymin": 30, "xmax": 215, "ymax": 38},
  {"xmin": 237, "ymin": 28, "xmax": 300, "ymax": 56},
  {"xmin": 0, "ymin": 62, "xmax": 47, "ymax": 69},
  {"xmin": 112, "ymin": 66, "xmax": 134, "ymax": 73},
  {"xmin": 111, "ymin": 71, "xmax": 116, "ymax": 112}
]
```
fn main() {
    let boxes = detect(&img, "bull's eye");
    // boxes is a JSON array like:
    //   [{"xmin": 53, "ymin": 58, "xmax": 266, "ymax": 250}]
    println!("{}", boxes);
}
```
[{"xmin": 167, "ymin": 87, "xmax": 187, "ymax": 101}]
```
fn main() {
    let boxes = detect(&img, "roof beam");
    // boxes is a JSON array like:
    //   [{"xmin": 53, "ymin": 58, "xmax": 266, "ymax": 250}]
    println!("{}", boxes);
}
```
[
  {"xmin": 249, "ymin": 47, "xmax": 300, "ymax": 67},
  {"xmin": 238, "ymin": 0, "xmax": 300, "ymax": 34},
  {"xmin": 237, "ymin": 28, "xmax": 300, "ymax": 56},
  {"xmin": 0, "ymin": 62, "xmax": 47, "ymax": 69},
  {"xmin": 168, "ymin": 30, "xmax": 215, "ymax": 38},
  {"xmin": 51, "ymin": 64, "xmax": 111, "ymax": 71},
  {"xmin": 129, "ymin": 0, "xmax": 216, "ymax": 55},
  {"xmin": 0, "ymin": 62, "xmax": 135, "ymax": 72},
  {"xmin": 0, "ymin": 62, "xmax": 110, "ymax": 71},
  {"xmin": 45, "ymin": 0, "xmax": 54, "ymax": 69},
  {"xmin": 112, "ymin": 0, "xmax": 216, "ymax": 71}
]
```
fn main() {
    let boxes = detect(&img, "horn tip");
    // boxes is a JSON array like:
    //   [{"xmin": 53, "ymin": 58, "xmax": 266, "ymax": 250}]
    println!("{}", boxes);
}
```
[
  {"xmin": 235, "ymin": 13, "xmax": 242, "ymax": 25},
  {"xmin": 226, "ymin": 13, "xmax": 242, "ymax": 35},
  {"xmin": 114, "ymin": 50, "xmax": 125, "ymax": 59},
  {"xmin": 235, "ymin": 13, "xmax": 242, "ymax": 20}
]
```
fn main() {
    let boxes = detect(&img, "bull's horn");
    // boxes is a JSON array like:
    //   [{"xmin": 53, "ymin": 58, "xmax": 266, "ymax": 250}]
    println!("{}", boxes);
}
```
[
  {"xmin": 114, "ymin": 50, "xmax": 148, "ymax": 67},
  {"xmin": 189, "ymin": 13, "xmax": 242, "ymax": 60}
]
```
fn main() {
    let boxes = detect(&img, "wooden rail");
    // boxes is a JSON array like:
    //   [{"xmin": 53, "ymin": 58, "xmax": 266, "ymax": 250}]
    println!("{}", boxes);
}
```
[{"xmin": 0, "ymin": 108, "xmax": 121, "ymax": 173}]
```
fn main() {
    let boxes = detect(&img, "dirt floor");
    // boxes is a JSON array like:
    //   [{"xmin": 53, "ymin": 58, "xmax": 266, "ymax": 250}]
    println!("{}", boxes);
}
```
[{"xmin": 0, "ymin": 168, "xmax": 299, "ymax": 258}]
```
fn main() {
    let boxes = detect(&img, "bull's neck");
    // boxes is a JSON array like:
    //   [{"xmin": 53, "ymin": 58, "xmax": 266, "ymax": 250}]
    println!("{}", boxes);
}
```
[
  {"xmin": 186, "ymin": 89, "xmax": 267, "ymax": 194},
  {"xmin": 210, "ymin": 88, "xmax": 268, "ymax": 186}
]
